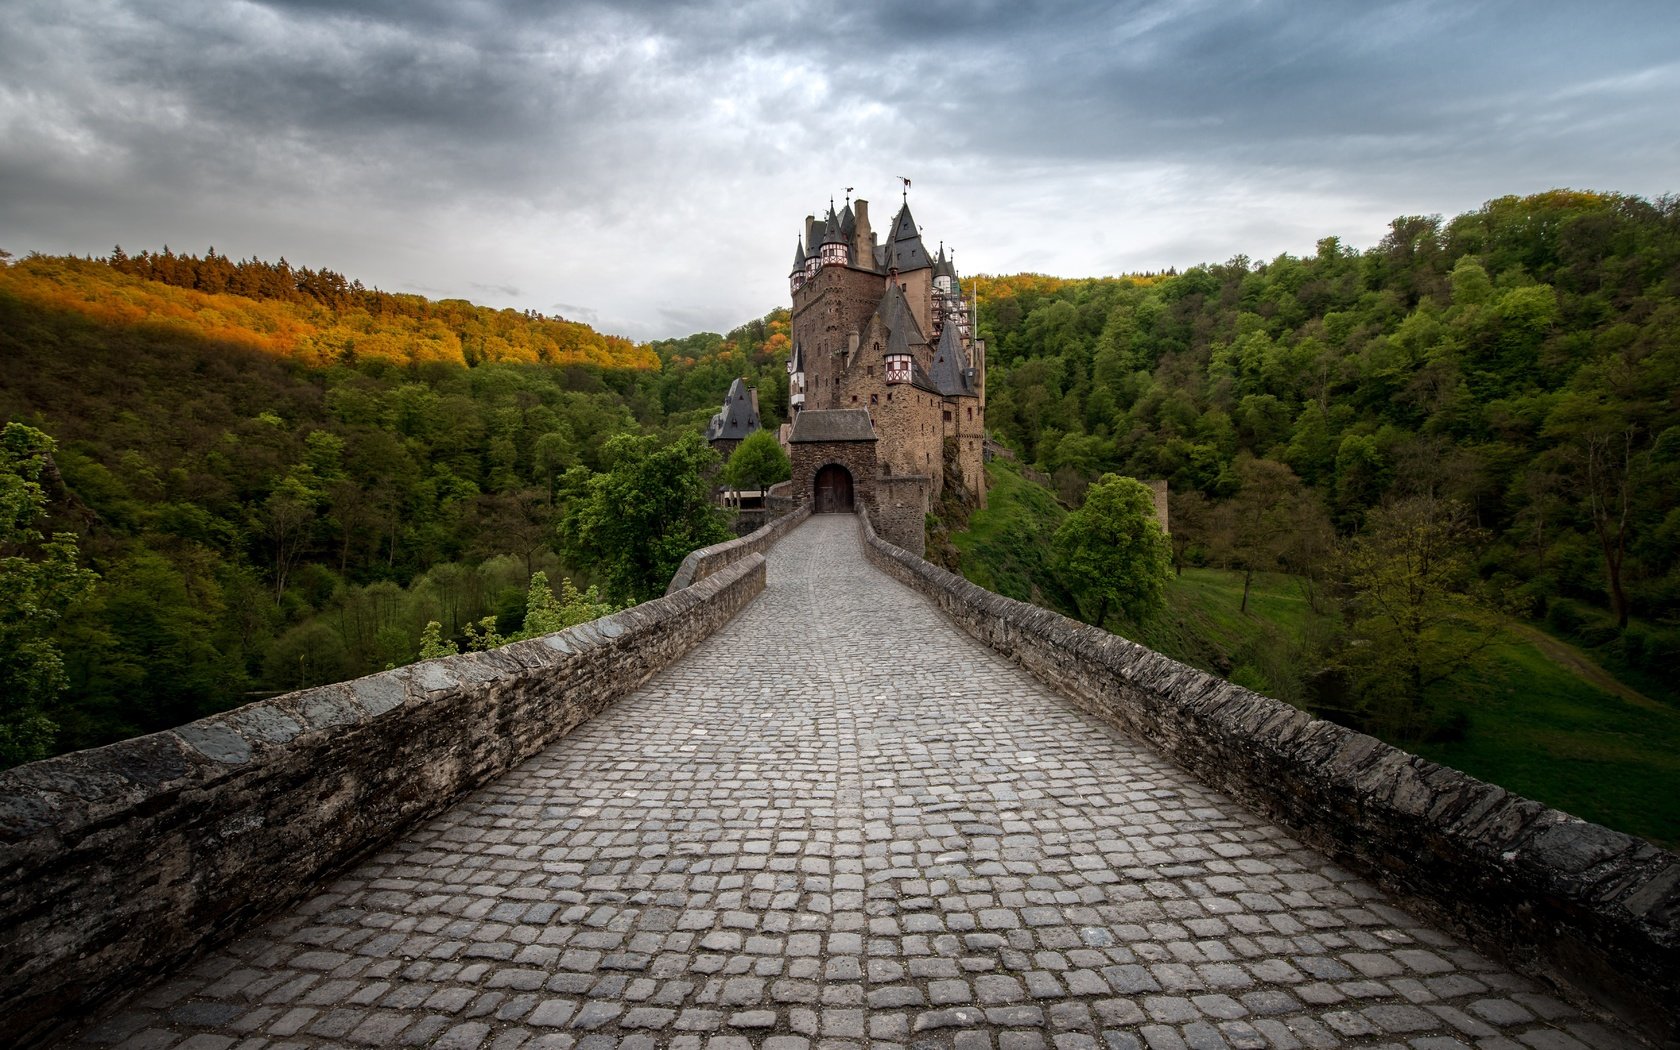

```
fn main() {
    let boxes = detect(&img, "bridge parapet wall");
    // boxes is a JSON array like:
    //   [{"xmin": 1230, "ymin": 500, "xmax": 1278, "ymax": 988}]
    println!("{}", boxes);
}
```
[
  {"xmin": 666, "ymin": 503, "xmax": 811, "ymax": 594},
  {"xmin": 857, "ymin": 509, "xmax": 1680, "ymax": 1045},
  {"xmin": 0, "ymin": 554, "xmax": 767, "ymax": 1050}
]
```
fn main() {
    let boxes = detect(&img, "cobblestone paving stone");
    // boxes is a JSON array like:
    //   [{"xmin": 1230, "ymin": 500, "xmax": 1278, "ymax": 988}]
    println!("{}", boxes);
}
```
[{"xmin": 64, "ymin": 516, "xmax": 1643, "ymax": 1050}]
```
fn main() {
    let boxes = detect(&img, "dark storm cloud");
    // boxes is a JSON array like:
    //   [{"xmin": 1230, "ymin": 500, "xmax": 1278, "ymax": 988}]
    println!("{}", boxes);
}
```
[{"xmin": 3, "ymin": 0, "xmax": 1677, "ymax": 338}]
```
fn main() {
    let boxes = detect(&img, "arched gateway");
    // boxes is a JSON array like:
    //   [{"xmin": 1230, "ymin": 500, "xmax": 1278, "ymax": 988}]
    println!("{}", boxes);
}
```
[
  {"xmin": 788, "ymin": 408, "xmax": 876, "ymax": 521},
  {"xmin": 813, "ymin": 464, "xmax": 854, "ymax": 513}
]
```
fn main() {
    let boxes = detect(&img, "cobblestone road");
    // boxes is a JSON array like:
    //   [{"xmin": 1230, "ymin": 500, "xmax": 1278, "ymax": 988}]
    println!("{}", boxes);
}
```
[{"xmin": 69, "ymin": 516, "xmax": 1637, "ymax": 1050}]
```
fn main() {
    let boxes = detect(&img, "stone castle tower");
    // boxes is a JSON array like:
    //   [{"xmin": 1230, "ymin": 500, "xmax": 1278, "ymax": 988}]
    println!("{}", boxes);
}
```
[{"xmin": 781, "ymin": 189, "xmax": 987, "ymax": 554}]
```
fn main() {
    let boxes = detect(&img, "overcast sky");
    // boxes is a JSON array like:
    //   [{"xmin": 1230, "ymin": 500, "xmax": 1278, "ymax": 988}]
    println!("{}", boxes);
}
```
[{"xmin": 4, "ymin": 1, "xmax": 1677, "ymax": 341}]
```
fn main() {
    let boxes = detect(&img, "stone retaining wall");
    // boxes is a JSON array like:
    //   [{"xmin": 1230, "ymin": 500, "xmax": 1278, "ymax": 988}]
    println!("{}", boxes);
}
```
[
  {"xmin": 857, "ymin": 509, "xmax": 1680, "ymax": 1045},
  {"xmin": 666, "ymin": 503, "xmax": 811, "ymax": 594},
  {"xmin": 0, "ymin": 555, "xmax": 768, "ymax": 1050}
]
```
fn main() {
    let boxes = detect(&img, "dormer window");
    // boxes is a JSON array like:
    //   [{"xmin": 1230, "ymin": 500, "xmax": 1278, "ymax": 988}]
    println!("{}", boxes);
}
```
[
  {"xmin": 821, "ymin": 241, "xmax": 848, "ymax": 267},
  {"xmin": 885, "ymin": 354, "xmax": 913, "ymax": 384}
]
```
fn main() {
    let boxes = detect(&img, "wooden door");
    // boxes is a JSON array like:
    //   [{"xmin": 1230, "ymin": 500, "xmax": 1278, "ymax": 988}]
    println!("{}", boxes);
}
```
[{"xmin": 814, "ymin": 464, "xmax": 853, "ymax": 513}]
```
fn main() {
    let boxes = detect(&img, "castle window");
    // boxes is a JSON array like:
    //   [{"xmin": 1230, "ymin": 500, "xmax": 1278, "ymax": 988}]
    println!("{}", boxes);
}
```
[
  {"xmin": 866, "ymin": 365, "xmax": 874, "ymax": 377},
  {"xmin": 870, "ymin": 393, "xmax": 878, "ymax": 405},
  {"xmin": 885, "ymin": 354, "xmax": 912, "ymax": 384},
  {"xmin": 851, "ymin": 395, "xmax": 858, "ymax": 403},
  {"xmin": 886, "ymin": 392, "xmax": 892, "ymax": 402},
  {"xmin": 967, "ymin": 407, "xmax": 973, "ymax": 420},
  {"xmin": 943, "ymin": 410, "xmax": 952, "ymax": 422}
]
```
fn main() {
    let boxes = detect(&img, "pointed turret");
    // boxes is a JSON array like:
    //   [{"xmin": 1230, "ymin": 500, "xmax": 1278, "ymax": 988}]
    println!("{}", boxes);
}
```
[
  {"xmin": 820, "ymin": 201, "xmax": 848, "ymax": 267},
  {"xmin": 885, "ymin": 202, "xmax": 933, "ymax": 272},
  {"xmin": 709, "ymin": 377, "xmax": 761, "ymax": 447},
  {"xmin": 933, "ymin": 244, "xmax": 956, "ymax": 285},
  {"xmin": 875, "ymin": 282, "xmax": 924, "ymax": 345},
  {"xmin": 928, "ymin": 317, "xmax": 977, "ymax": 398},
  {"xmin": 875, "ymin": 282, "xmax": 926, "ymax": 386},
  {"xmin": 787, "ymin": 340, "xmax": 806, "ymax": 411},
  {"xmin": 790, "ymin": 236, "xmax": 809, "ymax": 293}
]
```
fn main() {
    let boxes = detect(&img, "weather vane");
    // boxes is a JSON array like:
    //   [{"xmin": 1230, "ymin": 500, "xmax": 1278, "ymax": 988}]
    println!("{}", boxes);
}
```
[{"xmin": 898, "ymin": 175, "xmax": 912, "ymax": 201}]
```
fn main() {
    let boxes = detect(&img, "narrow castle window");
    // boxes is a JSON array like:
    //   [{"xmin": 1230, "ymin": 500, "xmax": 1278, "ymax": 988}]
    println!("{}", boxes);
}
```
[{"xmin": 870, "ymin": 393, "xmax": 878, "ymax": 405}]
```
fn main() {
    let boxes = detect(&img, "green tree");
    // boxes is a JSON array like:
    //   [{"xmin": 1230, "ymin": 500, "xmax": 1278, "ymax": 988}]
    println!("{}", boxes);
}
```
[
  {"xmin": 1207, "ymin": 457, "xmax": 1333, "ymax": 613},
  {"xmin": 722, "ymin": 430, "xmax": 791, "ymax": 493},
  {"xmin": 1051, "ymin": 474, "xmax": 1172, "ymax": 628},
  {"xmin": 1, "ymin": 424, "xmax": 99, "ymax": 767},
  {"xmin": 1334, "ymin": 496, "xmax": 1504, "ymax": 740},
  {"xmin": 416, "ymin": 620, "xmax": 458, "ymax": 659},
  {"xmin": 519, "ymin": 570, "xmax": 616, "ymax": 637},
  {"xmin": 559, "ymin": 432, "xmax": 731, "ymax": 603}
]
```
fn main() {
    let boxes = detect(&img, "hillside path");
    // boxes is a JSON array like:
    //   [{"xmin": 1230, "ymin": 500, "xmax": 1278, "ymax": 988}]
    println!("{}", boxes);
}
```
[{"xmin": 68, "ymin": 515, "xmax": 1635, "ymax": 1050}]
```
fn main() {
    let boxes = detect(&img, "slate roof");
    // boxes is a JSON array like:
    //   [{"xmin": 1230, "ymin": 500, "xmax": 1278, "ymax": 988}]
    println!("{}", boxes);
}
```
[
  {"xmin": 787, "ymin": 340, "xmax": 804, "ymax": 375},
  {"xmin": 884, "ymin": 202, "xmax": 932, "ymax": 272},
  {"xmin": 791, "ymin": 238, "xmax": 806, "ymax": 274},
  {"xmin": 789, "ymin": 409, "xmax": 877, "ymax": 443},
  {"xmin": 704, "ymin": 377, "xmax": 760, "ymax": 442},
  {"xmin": 822, "ymin": 203, "xmax": 847, "ymax": 245},
  {"xmin": 874, "ymin": 282, "xmax": 925, "ymax": 350},
  {"xmin": 934, "ymin": 244, "xmax": 956, "ymax": 282},
  {"xmin": 928, "ymin": 320, "xmax": 978, "ymax": 398}
]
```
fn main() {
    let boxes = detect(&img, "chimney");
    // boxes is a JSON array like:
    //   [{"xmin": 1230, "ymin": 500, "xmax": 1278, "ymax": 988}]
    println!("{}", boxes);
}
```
[{"xmin": 853, "ymin": 200, "xmax": 871, "ymax": 268}]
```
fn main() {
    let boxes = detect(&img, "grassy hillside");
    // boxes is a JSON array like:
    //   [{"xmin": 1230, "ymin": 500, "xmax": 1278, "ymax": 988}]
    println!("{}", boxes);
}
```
[
  {"xmin": 949, "ymin": 458, "xmax": 1076, "ymax": 612},
  {"xmin": 950, "ymin": 459, "xmax": 1680, "ymax": 847}
]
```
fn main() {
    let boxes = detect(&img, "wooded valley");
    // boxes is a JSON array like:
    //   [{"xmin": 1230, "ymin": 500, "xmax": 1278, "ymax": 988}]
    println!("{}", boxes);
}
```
[{"xmin": 2, "ymin": 191, "xmax": 1675, "ymax": 847}]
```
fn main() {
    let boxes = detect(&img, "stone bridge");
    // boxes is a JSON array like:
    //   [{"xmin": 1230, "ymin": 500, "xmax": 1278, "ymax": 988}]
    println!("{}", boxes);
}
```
[{"xmin": 4, "ymin": 515, "xmax": 1678, "ymax": 1050}]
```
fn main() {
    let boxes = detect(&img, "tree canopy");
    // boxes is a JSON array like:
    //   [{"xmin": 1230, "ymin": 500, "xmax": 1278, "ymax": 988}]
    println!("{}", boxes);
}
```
[
  {"xmin": 723, "ymin": 429, "xmax": 792, "ymax": 493},
  {"xmin": 0, "ymin": 424, "xmax": 98, "ymax": 766},
  {"xmin": 973, "ymin": 189, "xmax": 1680, "ymax": 690},
  {"xmin": 1051, "ymin": 473, "xmax": 1172, "ymax": 628},
  {"xmin": 558, "ymin": 432, "xmax": 732, "ymax": 603}
]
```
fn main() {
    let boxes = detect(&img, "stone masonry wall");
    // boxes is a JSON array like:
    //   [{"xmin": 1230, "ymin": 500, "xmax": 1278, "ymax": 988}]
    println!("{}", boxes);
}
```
[
  {"xmin": 789, "ymin": 440, "xmax": 876, "ymax": 514},
  {"xmin": 870, "ymin": 383, "xmax": 944, "ymax": 488},
  {"xmin": 665, "ymin": 503, "xmax": 812, "ymax": 594},
  {"xmin": 792, "ymin": 266, "xmax": 881, "ymax": 409},
  {"xmin": 856, "ymin": 509, "xmax": 1680, "ymax": 1045},
  {"xmin": 873, "ymin": 474, "xmax": 929, "ymax": 556},
  {"xmin": 0, "ymin": 555, "xmax": 768, "ymax": 1050}
]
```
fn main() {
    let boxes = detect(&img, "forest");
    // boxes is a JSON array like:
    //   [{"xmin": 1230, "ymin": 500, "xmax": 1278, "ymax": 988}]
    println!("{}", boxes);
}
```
[
  {"xmin": 1, "ymin": 190, "xmax": 1676, "ymax": 794},
  {"xmin": 969, "ymin": 192, "xmax": 1678, "ymax": 717},
  {"xmin": 0, "ymin": 252, "xmax": 790, "ymax": 762}
]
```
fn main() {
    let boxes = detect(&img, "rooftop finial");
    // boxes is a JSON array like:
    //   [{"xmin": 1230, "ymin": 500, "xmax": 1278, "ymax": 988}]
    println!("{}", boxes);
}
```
[{"xmin": 898, "ymin": 175, "xmax": 911, "ymax": 202}]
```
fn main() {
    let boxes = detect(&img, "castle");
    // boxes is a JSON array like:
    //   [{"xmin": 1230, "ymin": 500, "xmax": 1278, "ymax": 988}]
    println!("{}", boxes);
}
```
[{"xmin": 775, "ymin": 190, "xmax": 986, "ymax": 554}]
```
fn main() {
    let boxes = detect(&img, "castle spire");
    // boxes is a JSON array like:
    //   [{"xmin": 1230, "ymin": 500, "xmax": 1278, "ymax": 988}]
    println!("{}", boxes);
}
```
[
  {"xmin": 885, "ymin": 199, "xmax": 932, "ymax": 273},
  {"xmin": 820, "ymin": 200, "xmax": 848, "ymax": 266}
]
